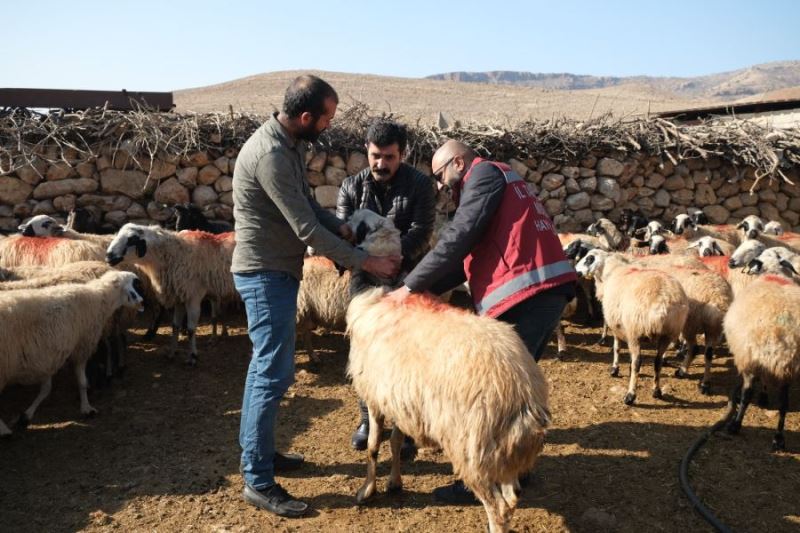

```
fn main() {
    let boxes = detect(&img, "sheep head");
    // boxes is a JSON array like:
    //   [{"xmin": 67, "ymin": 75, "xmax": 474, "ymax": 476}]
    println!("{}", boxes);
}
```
[
  {"xmin": 18, "ymin": 215, "xmax": 65, "ymax": 237},
  {"xmin": 106, "ymin": 224, "xmax": 149, "ymax": 266}
]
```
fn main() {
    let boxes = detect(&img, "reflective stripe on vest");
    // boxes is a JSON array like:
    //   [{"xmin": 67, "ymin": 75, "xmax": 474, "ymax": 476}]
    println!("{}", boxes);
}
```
[{"xmin": 474, "ymin": 259, "xmax": 574, "ymax": 315}]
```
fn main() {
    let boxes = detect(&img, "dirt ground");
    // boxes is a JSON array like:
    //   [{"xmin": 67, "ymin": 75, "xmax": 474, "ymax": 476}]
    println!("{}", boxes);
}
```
[{"xmin": 1, "ymin": 301, "xmax": 799, "ymax": 533}]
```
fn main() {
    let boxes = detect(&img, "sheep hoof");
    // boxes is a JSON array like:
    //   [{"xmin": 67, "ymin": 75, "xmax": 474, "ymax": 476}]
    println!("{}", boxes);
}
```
[
  {"xmin": 610, "ymin": 366, "xmax": 620, "ymax": 378},
  {"xmin": 14, "ymin": 414, "xmax": 30, "ymax": 430},
  {"xmin": 387, "ymin": 480, "xmax": 403, "ymax": 494},
  {"xmin": 82, "ymin": 409, "xmax": 98, "ymax": 419},
  {"xmin": 556, "ymin": 351, "xmax": 566, "ymax": 361},
  {"xmin": 623, "ymin": 392, "xmax": 636, "ymax": 405},
  {"xmin": 355, "ymin": 484, "xmax": 375, "ymax": 504},
  {"xmin": 652, "ymin": 388, "xmax": 662, "ymax": 400},
  {"xmin": 699, "ymin": 382, "xmax": 711, "ymax": 395},
  {"xmin": 674, "ymin": 368, "xmax": 687, "ymax": 378},
  {"xmin": 186, "ymin": 354, "xmax": 198, "ymax": 367},
  {"xmin": 725, "ymin": 420, "xmax": 741, "ymax": 435},
  {"xmin": 772, "ymin": 434, "xmax": 786, "ymax": 452}
]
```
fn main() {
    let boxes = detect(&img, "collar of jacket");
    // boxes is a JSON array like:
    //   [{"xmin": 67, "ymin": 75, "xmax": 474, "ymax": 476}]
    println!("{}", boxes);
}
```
[{"xmin": 265, "ymin": 112, "xmax": 300, "ymax": 150}]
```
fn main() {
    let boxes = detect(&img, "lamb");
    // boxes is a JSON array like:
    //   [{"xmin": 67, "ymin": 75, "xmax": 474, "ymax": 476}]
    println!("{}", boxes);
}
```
[
  {"xmin": 736, "ymin": 214, "xmax": 766, "ymax": 240},
  {"xmin": 576, "ymin": 249, "xmax": 689, "ymax": 404},
  {"xmin": 721, "ymin": 273, "xmax": 800, "ymax": 450},
  {"xmin": 347, "ymin": 287, "xmax": 549, "ymax": 533},
  {"xmin": 0, "ymin": 271, "xmax": 144, "ymax": 435},
  {"xmin": 688, "ymin": 236, "xmax": 735, "ymax": 257},
  {"xmin": 106, "ymin": 223, "xmax": 237, "ymax": 365}
]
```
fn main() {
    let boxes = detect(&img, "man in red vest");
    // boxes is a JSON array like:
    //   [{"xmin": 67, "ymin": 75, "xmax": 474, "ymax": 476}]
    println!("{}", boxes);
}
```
[{"xmin": 387, "ymin": 139, "xmax": 576, "ymax": 504}]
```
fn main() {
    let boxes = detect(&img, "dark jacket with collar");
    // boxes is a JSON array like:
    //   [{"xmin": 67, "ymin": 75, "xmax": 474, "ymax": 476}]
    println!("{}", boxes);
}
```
[{"xmin": 337, "ymin": 164, "xmax": 436, "ymax": 271}]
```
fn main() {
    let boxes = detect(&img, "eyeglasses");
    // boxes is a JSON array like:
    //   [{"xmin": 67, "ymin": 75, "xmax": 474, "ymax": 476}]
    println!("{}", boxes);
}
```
[{"xmin": 432, "ymin": 157, "xmax": 455, "ymax": 182}]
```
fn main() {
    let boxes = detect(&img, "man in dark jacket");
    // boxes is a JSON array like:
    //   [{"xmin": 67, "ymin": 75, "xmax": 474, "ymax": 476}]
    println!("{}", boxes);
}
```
[
  {"xmin": 387, "ymin": 139, "xmax": 577, "ymax": 504},
  {"xmin": 337, "ymin": 119, "xmax": 436, "ymax": 452}
]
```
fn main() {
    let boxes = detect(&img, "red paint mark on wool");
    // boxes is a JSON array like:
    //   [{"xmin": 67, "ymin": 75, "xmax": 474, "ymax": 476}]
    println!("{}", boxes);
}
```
[
  {"xmin": 180, "ymin": 230, "xmax": 233, "ymax": 245},
  {"xmin": 763, "ymin": 274, "xmax": 792, "ymax": 286},
  {"xmin": 701, "ymin": 256, "xmax": 730, "ymax": 277},
  {"xmin": 399, "ymin": 293, "xmax": 466, "ymax": 314},
  {"xmin": 777, "ymin": 233, "xmax": 800, "ymax": 242},
  {"xmin": 11, "ymin": 237, "xmax": 63, "ymax": 262}
]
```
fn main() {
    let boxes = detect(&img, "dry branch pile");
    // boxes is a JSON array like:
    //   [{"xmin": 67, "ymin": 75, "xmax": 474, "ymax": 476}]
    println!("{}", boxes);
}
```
[{"xmin": 1, "ymin": 104, "xmax": 799, "ymax": 193}]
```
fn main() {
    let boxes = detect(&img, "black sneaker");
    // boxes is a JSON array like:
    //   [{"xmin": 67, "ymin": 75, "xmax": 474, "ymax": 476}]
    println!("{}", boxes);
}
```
[
  {"xmin": 243, "ymin": 483, "xmax": 309, "ymax": 517},
  {"xmin": 274, "ymin": 451, "xmax": 304, "ymax": 473},
  {"xmin": 351, "ymin": 421, "xmax": 369, "ymax": 451},
  {"xmin": 433, "ymin": 480, "xmax": 478, "ymax": 505}
]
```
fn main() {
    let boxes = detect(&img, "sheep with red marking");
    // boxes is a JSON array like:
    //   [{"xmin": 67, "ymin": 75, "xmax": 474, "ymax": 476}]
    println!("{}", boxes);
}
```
[
  {"xmin": 346, "ymin": 288, "xmax": 549, "ymax": 533},
  {"xmin": 106, "ymin": 224, "xmax": 237, "ymax": 366},
  {"xmin": 722, "ymin": 271, "xmax": 800, "ymax": 451},
  {"xmin": 576, "ymin": 249, "xmax": 689, "ymax": 404},
  {"xmin": 0, "ymin": 271, "xmax": 143, "ymax": 436}
]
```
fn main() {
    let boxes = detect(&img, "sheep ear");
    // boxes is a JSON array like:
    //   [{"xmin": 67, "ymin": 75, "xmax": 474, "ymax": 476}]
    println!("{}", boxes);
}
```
[
  {"xmin": 355, "ymin": 221, "xmax": 369, "ymax": 244},
  {"xmin": 21, "ymin": 224, "xmax": 34, "ymax": 236},
  {"xmin": 745, "ymin": 259, "xmax": 761, "ymax": 275},
  {"xmin": 736, "ymin": 221, "xmax": 745, "ymax": 229},
  {"xmin": 687, "ymin": 240, "xmax": 700, "ymax": 249},
  {"xmin": 780, "ymin": 259, "xmax": 798, "ymax": 275},
  {"xmin": 633, "ymin": 227, "xmax": 647, "ymax": 237},
  {"xmin": 713, "ymin": 241, "xmax": 724, "ymax": 255}
]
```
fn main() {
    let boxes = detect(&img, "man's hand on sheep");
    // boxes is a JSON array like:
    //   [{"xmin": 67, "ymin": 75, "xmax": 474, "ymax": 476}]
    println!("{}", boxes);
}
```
[
  {"xmin": 339, "ymin": 223, "xmax": 355, "ymax": 243},
  {"xmin": 386, "ymin": 286, "xmax": 412, "ymax": 304},
  {"xmin": 362, "ymin": 255, "xmax": 401, "ymax": 279}
]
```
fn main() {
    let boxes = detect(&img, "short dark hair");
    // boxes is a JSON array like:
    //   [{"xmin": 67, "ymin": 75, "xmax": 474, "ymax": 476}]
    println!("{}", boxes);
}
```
[
  {"xmin": 282, "ymin": 75, "xmax": 338, "ymax": 118},
  {"xmin": 366, "ymin": 119, "xmax": 408, "ymax": 153}
]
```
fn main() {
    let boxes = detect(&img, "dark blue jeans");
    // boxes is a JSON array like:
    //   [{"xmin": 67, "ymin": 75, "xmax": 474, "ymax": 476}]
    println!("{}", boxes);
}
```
[
  {"xmin": 498, "ymin": 290, "xmax": 569, "ymax": 362},
  {"xmin": 233, "ymin": 271, "xmax": 299, "ymax": 490}
]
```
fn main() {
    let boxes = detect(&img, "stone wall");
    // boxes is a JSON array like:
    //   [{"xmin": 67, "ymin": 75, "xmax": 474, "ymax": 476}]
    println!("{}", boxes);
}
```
[{"xmin": 1, "ymin": 143, "xmax": 799, "ymax": 233}]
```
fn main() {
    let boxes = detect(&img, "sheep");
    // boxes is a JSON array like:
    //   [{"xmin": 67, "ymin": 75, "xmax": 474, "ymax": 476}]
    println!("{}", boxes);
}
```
[
  {"xmin": 106, "ymin": 223, "xmax": 236, "ymax": 366},
  {"xmin": 586, "ymin": 218, "xmax": 628, "ymax": 251},
  {"xmin": 687, "ymin": 236, "xmax": 735, "ymax": 257},
  {"xmin": 618, "ymin": 208, "xmax": 649, "ymax": 238},
  {"xmin": 295, "ymin": 209, "xmax": 403, "ymax": 362},
  {"xmin": 66, "ymin": 207, "xmax": 109, "ymax": 234},
  {"xmin": 0, "ymin": 222, "xmax": 109, "ymax": 268},
  {"xmin": 632, "ymin": 220, "xmax": 668, "ymax": 242},
  {"xmin": 0, "ymin": 271, "xmax": 144, "ymax": 435},
  {"xmin": 736, "ymin": 214, "xmax": 766, "ymax": 240},
  {"xmin": 764, "ymin": 220, "xmax": 785, "ymax": 236},
  {"xmin": 576, "ymin": 249, "xmax": 689, "ymax": 404},
  {"xmin": 174, "ymin": 203, "xmax": 234, "ymax": 234},
  {"xmin": 346, "ymin": 287, "xmax": 549, "ymax": 533},
  {"xmin": 18, "ymin": 214, "xmax": 65, "ymax": 237},
  {"xmin": 649, "ymin": 264, "xmax": 733, "ymax": 394},
  {"xmin": 721, "ymin": 273, "xmax": 800, "ymax": 450},
  {"xmin": 671, "ymin": 213, "xmax": 742, "ymax": 246},
  {"xmin": 295, "ymin": 256, "xmax": 351, "ymax": 362}
]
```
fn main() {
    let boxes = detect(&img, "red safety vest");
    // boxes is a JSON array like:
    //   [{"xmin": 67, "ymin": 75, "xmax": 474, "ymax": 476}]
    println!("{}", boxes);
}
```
[{"xmin": 460, "ymin": 159, "xmax": 576, "ymax": 317}]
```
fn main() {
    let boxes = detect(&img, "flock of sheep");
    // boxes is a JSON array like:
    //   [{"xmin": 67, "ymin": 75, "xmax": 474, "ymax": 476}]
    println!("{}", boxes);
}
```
[{"xmin": 0, "ymin": 202, "xmax": 798, "ymax": 532}]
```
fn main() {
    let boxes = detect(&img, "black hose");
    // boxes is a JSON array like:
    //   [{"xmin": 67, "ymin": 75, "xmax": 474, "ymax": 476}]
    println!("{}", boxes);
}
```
[{"xmin": 679, "ymin": 419, "xmax": 734, "ymax": 533}]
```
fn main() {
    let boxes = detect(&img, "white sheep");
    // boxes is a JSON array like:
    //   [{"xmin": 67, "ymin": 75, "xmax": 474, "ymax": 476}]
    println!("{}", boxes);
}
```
[
  {"xmin": 671, "ymin": 213, "xmax": 742, "ymax": 246},
  {"xmin": 687, "ymin": 236, "xmax": 735, "ymax": 257},
  {"xmin": 0, "ymin": 271, "xmax": 143, "ymax": 435},
  {"xmin": 736, "ymin": 214, "xmax": 766, "ymax": 240},
  {"xmin": 722, "ymin": 273, "xmax": 800, "ymax": 450},
  {"xmin": 347, "ymin": 287, "xmax": 549, "ymax": 533},
  {"xmin": 576, "ymin": 249, "xmax": 689, "ymax": 404},
  {"xmin": 17, "ymin": 214, "xmax": 66, "ymax": 237},
  {"xmin": 106, "ymin": 224, "xmax": 236, "ymax": 366},
  {"xmin": 0, "ymin": 261, "xmax": 112, "ymax": 291}
]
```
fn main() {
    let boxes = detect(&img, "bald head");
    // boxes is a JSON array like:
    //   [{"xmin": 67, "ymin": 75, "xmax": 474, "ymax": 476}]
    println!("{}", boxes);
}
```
[{"xmin": 432, "ymin": 140, "xmax": 475, "ymax": 173}]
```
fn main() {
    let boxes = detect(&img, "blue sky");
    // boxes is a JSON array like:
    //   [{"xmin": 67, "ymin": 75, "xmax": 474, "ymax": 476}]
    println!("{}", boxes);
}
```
[{"xmin": 3, "ymin": 0, "xmax": 798, "ymax": 91}]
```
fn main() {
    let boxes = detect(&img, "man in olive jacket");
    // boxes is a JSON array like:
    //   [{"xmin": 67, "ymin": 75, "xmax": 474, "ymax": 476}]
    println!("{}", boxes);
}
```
[{"xmin": 336, "ymin": 119, "xmax": 436, "ymax": 452}]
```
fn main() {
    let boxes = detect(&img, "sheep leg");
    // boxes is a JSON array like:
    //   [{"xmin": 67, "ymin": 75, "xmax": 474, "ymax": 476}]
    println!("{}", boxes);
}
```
[
  {"xmin": 144, "ymin": 304, "xmax": 167, "ymax": 340},
  {"xmin": 469, "ymin": 482, "xmax": 506, "ymax": 533},
  {"xmin": 303, "ymin": 329, "xmax": 319, "ymax": 364},
  {"xmin": 16, "ymin": 377, "xmax": 53, "ymax": 429},
  {"xmin": 356, "ymin": 409, "xmax": 384, "ymax": 504},
  {"xmin": 169, "ymin": 306, "xmax": 186, "ymax": 359},
  {"xmin": 652, "ymin": 337, "xmax": 670, "ymax": 399},
  {"xmin": 699, "ymin": 344, "xmax": 714, "ymax": 395},
  {"xmin": 499, "ymin": 482, "xmax": 519, "ymax": 526},
  {"xmin": 772, "ymin": 383, "xmax": 790, "ymax": 451},
  {"xmin": 387, "ymin": 426, "xmax": 404, "ymax": 493},
  {"xmin": 726, "ymin": 373, "xmax": 755, "ymax": 435},
  {"xmin": 185, "ymin": 297, "xmax": 203, "ymax": 366},
  {"xmin": 675, "ymin": 338, "xmax": 697, "ymax": 378},
  {"xmin": 610, "ymin": 336, "xmax": 621, "ymax": 377},
  {"xmin": 596, "ymin": 323, "xmax": 609, "ymax": 346},
  {"xmin": 74, "ymin": 360, "xmax": 97, "ymax": 417},
  {"xmin": 555, "ymin": 323, "xmax": 567, "ymax": 360},
  {"xmin": 624, "ymin": 339, "xmax": 641, "ymax": 405}
]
